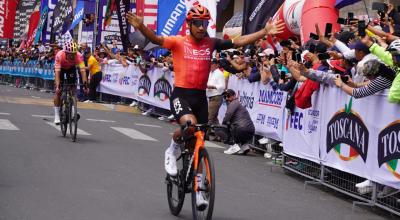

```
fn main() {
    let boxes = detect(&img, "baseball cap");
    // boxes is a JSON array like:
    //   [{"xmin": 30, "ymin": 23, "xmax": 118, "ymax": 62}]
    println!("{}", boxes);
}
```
[
  {"xmin": 134, "ymin": 45, "xmax": 140, "ymax": 49},
  {"xmin": 222, "ymin": 89, "xmax": 236, "ymax": 97},
  {"xmin": 327, "ymin": 59, "xmax": 345, "ymax": 73},
  {"xmin": 353, "ymin": 40, "xmax": 370, "ymax": 54}
]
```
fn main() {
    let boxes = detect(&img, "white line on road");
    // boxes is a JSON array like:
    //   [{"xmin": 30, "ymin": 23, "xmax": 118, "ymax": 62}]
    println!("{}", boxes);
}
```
[
  {"xmin": 205, "ymin": 141, "xmax": 225, "ymax": 149},
  {"xmin": 32, "ymin": 115, "xmax": 53, "ymax": 118},
  {"xmin": 86, "ymin": 119, "xmax": 116, "ymax": 123},
  {"xmin": 134, "ymin": 123, "xmax": 161, "ymax": 128},
  {"xmin": 0, "ymin": 119, "xmax": 19, "ymax": 130},
  {"xmin": 0, "ymin": 112, "xmax": 10, "ymax": 115},
  {"xmin": 46, "ymin": 122, "xmax": 91, "ymax": 135},
  {"xmin": 111, "ymin": 127, "xmax": 158, "ymax": 142},
  {"xmin": 31, "ymin": 96, "xmax": 41, "ymax": 99}
]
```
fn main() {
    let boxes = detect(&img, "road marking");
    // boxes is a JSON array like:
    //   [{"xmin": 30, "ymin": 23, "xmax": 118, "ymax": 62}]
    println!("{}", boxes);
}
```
[
  {"xmin": 31, "ymin": 96, "xmax": 41, "ymax": 99},
  {"xmin": 205, "ymin": 141, "xmax": 225, "ymax": 149},
  {"xmin": 0, "ymin": 112, "xmax": 10, "ymax": 115},
  {"xmin": 32, "ymin": 115, "xmax": 53, "ymax": 118},
  {"xmin": 111, "ymin": 127, "xmax": 158, "ymax": 142},
  {"xmin": 46, "ymin": 122, "xmax": 91, "ymax": 135},
  {"xmin": 0, "ymin": 119, "xmax": 19, "ymax": 130},
  {"xmin": 134, "ymin": 123, "xmax": 161, "ymax": 128},
  {"xmin": 86, "ymin": 119, "xmax": 116, "ymax": 123}
]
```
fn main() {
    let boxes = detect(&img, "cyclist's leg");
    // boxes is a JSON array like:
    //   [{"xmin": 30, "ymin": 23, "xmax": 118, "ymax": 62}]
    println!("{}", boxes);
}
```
[{"xmin": 53, "ymin": 69, "xmax": 65, "ymax": 124}]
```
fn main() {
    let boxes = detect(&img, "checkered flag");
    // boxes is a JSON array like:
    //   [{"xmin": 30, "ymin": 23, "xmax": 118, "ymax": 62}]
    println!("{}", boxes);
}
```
[
  {"xmin": 57, "ymin": 32, "xmax": 73, "ymax": 48},
  {"xmin": 50, "ymin": 0, "xmax": 73, "ymax": 42}
]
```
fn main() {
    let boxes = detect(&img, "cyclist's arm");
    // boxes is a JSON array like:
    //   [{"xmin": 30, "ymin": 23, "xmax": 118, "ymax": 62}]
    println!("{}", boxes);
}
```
[
  {"xmin": 233, "ymin": 19, "xmax": 284, "ymax": 47},
  {"xmin": 54, "ymin": 54, "xmax": 61, "ymax": 87}
]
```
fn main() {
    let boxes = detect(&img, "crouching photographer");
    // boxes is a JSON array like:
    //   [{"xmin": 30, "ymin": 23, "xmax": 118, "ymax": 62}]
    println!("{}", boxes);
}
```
[{"xmin": 219, "ymin": 89, "xmax": 255, "ymax": 155}]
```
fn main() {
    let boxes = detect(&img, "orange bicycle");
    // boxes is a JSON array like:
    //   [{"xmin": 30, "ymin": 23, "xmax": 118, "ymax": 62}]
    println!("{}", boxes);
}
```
[{"xmin": 165, "ymin": 121, "xmax": 215, "ymax": 220}]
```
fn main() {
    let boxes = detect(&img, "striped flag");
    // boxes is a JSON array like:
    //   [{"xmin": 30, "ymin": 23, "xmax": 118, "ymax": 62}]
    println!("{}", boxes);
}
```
[{"xmin": 104, "ymin": 0, "xmax": 117, "ymax": 29}]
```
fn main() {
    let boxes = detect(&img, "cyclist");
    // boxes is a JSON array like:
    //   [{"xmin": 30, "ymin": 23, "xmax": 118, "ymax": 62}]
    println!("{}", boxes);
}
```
[
  {"xmin": 53, "ymin": 41, "xmax": 88, "ymax": 124},
  {"xmin": 127, "ymin": 4, "xmax": 284, "ymax": 209}
]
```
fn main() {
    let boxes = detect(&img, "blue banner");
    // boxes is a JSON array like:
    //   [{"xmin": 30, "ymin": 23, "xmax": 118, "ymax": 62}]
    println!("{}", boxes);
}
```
[
  {"xmin": 69, "ymin": 0, "xmax": 85, "ymax": 31},
  {"xmin": 35, "ymin": 6, "xmax": 49, "ymax": 44},
  {"xmin": 156, "ymin": 0, "xmax": 186, "ymax": 36},
  {"xmin": 40, "ymin": 0, "xmax": 58, "ymax": 43}
]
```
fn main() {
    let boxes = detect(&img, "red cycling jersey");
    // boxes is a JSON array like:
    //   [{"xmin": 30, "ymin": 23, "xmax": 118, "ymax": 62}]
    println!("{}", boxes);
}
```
[
  {"xmin": 163, "ymin": 35, "xmax": 233, "ymax": 90},
  {"xmin": 54, "ymin": 50, "xmax": 85, "ymax": 70}
]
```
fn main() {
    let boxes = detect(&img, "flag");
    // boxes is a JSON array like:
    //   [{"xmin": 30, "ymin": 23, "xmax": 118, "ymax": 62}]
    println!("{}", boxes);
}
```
[
  {"xmin": 0, "ymin": 0, "xmax": 18, "ymax": 39},
  {"xmin": 69, "ymin": 0, "xmax": 85, "ymax": 31},
  {"xmin": 25, "ymin": 2, "xmax": 42, "ymax": 48},
  {"xmin": 50, "ymin": 0, "xmax": 73, "ymax": 43},
  {"xmin": 242, "ymin": 0, "xmax": 284, "ymax": 35},
  {"xmin": 13, "ymin": 0, "xmax": 40, "ymax": 42},
  {"xmin": 156, "ymin": 0, "xmax": 187, "ymax": 36},
  {"xmin": 116, "ymin": 0, "xmax": 131, "ymax": 52},
  {"xmin": 335, "ymin": 0, "xmax": 361, "ymax": 9},
  {"xmin": 34, "ymin": 6, "xmax": 49, "ymax": 44},
  {"xmin": 104, "ymin": 0, "xmax": 117, "ymax": 29}
]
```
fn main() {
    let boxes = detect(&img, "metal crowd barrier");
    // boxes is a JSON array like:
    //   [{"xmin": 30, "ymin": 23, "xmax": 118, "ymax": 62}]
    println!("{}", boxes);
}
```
[{"xmin": 282, "ymin": 153, "xmax": 400, "ymax": 216}]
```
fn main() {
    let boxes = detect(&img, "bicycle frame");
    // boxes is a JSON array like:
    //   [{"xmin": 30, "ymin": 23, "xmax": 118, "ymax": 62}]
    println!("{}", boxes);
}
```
[{"xmin": 193, "ymin": 130, "xmax": 210, "ymax": 193}]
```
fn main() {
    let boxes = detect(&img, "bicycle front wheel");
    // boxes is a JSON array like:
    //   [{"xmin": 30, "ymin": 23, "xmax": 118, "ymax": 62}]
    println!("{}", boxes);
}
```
[
  {"xmin": 166, "ymin": 152, "xmax": 186, "ymax": 216},
  {"xmin": 191, "ymin": 148, "xmax": 215, "ymax": 220},
  {"xmin": 59, "ymin": 95, "xmax": 68, "ymax": 137},
  {"xmin": 69, "ymin": 96, "xmax": 78, "ymax": 142}
]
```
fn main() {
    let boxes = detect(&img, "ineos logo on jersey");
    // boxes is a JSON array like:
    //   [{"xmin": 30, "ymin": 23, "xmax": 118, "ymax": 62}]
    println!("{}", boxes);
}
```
[{"xmin": 184, "ymin": 46, "xmax": 211, "ymax": 56}]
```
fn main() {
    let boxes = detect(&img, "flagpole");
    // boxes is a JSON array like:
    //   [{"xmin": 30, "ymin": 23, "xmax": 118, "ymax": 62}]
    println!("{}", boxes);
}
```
[{"xmin": 93, "ymin": 0, "xmax": 100, "ymax": 52}]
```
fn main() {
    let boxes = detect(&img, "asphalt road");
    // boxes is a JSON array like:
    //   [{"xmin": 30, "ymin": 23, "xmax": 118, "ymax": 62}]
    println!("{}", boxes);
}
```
[{"xmin": 0, "ymin": 85, "xmax": 393, "ymax": 220}]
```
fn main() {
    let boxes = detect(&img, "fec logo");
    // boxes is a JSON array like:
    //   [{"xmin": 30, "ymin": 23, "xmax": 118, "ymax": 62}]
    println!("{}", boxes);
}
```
[
  {"xmin": 326, "ymin": 98, "xmax": 369, "ymax": 162},
  {"xmin": 378, "ymin": 120, "xmax": 400, "ymax": 179}
]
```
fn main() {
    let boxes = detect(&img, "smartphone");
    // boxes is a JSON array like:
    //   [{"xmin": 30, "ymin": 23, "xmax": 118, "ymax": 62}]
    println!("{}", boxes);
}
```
[
  {"xmin": 295, "ymin": 53, "xmax": 301, "ymax": 63},
  {"xmin": 348, "ymin": 12, "xmax": 354, "ymax": 19},
  {"xmin": 318, "ymin": 53, "xmax": 330, "ymax": 60},
  {"xmin": 337, "ymin": 17, "xmax": 347, "ymax": 25},
  {"xmin": 309, "ymin": 33, "xmax": 319, "ymax": 40},
  {"xmin": 280, "ymin": 71, "xmax": 286, "ymax": 80},
  {"xmin": 340, "ymin": 75, "xmax": 349, "ymax": 83},
  {"xmin": 291, "ymin": 51, "xmax": 296, "ymax": 61},
  {"xmin": 372, "ymin": 2, "xmax": 388, "ymax": 12},
  {"xmin": 358, "ymin": 20, "xmax": 366, "ymax": 37},
  {"xmin": 325, "ymin": 23, "xmax": 333, "ymax": 38}
]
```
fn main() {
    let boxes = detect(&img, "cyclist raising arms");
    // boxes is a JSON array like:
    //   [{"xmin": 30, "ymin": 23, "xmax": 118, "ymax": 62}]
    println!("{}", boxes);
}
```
[
  {"xmin": 53, "ymin": 41, "xmax": 88, "ymax": 124},
  {"xmin": 127, "ymin": 4, "xmax": 284, "ymax": 208}
]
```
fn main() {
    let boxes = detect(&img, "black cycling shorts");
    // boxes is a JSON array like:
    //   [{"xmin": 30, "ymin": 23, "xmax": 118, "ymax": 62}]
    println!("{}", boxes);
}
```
[
  {"xmin": 170, "ymin": 87, "xmax": 208, "ymax": 124},
  {"xmin": 60, "ymin": 67, "xmax": 78, "ymax": 85}
]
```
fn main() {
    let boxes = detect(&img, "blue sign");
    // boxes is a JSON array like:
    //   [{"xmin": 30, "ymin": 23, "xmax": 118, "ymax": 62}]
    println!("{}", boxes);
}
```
[
  {"xmin": 69, "ymin": 0, "xmax": 85, "ymax": 31},
  {"xmin": 156, "ymin": 0, "xmax": 187, "ymax": 36}
]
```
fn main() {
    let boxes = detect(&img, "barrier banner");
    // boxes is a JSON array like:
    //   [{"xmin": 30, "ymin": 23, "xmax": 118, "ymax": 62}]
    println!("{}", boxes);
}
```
[
  {"xmin": 0, "ymin": 0, "xmax": 18, "ymax": 39},
  {"xmin": 223, "ymin": 75, "xmax": 287, "ymax": 141},
  {"xmin": 283, "ymin": 87, "xmax": 323, "ymax": 163},
  {"xmin": 99, "ymin": 64, "xmax": 140, "ymax": 99},
  {"xmin": 320, "ymin": 88, "xmax": 400, "ymax": 189},
  {"xmin": 136, "ymin": 67, "xmax": 174, "ymax": 110}
]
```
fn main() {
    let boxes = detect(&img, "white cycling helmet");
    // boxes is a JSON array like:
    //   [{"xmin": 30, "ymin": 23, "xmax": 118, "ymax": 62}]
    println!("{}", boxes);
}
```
[{"xmin": 387, "ymin": 39, "xmax": 400, "ymax": 55}]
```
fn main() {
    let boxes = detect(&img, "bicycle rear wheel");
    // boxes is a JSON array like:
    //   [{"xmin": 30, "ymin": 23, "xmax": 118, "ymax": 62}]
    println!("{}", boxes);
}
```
[
  {"xmin": 166, "ymin": 151, "xmax": 187, "ymax": 216},
  {"xmin": 69, "ymin": 96, "xmax": 78, "ymax": 142},
  {"xmin": 59, "ymin": 95, "xmax": 68, "ymax": 137},
  {"xmin": 191, "ymin": 148, "xmax": 215, "ymax": 220}
]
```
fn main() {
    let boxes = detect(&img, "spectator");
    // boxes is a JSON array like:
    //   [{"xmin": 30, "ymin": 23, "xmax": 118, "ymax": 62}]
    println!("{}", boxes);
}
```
[
  {"xmin": 206, "ymin": 58, "xmax": 225, "ymax": 125},
  {"xmin": 222, "ymin": 89, "xmax": 255, "ymax": 155},
  {"xmin": 84, "ymin": 49, "xmax": 103, "ymax": 103}
]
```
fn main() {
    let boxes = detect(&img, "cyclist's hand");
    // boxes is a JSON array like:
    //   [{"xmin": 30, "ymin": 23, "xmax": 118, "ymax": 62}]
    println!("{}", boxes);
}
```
[{"xmin": 127, "ymin": 12, "xmax": 143, "ymax": 28}]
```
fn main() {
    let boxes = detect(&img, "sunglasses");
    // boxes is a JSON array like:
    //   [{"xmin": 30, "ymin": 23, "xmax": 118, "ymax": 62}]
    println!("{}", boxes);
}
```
[{"xmin": 192, "ymin": 19, "xmax": 209, "ymax": 28}]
